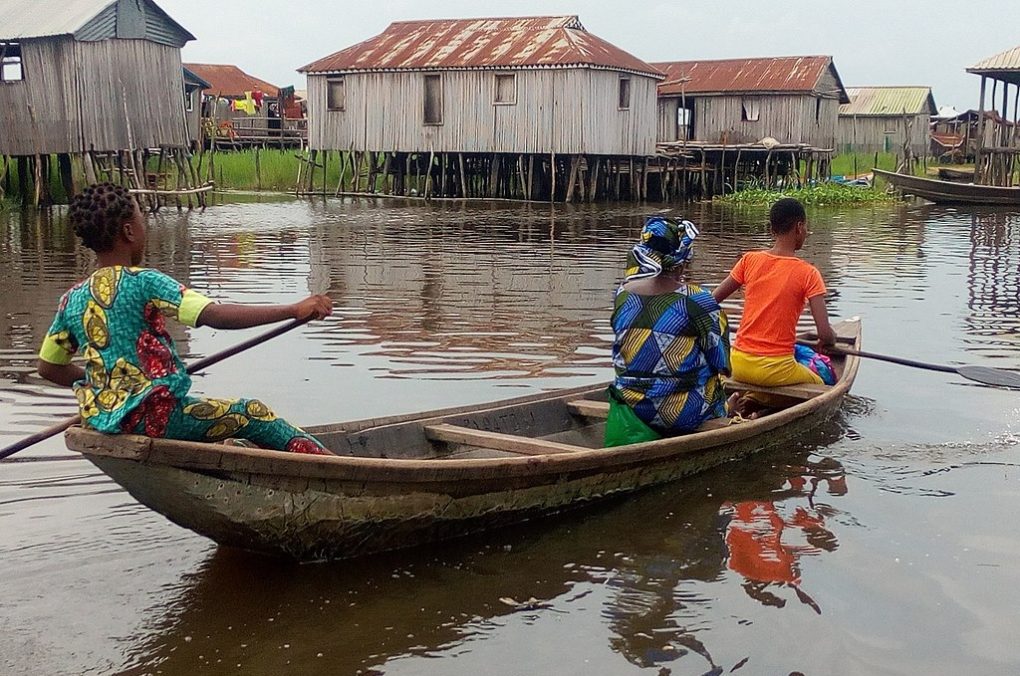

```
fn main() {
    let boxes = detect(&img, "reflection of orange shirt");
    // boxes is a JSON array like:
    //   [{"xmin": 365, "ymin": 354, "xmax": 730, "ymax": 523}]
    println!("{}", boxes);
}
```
[
  {"xmin": 730, "ymin": 252, "xmax": 826, "ymax": 356},
  {"xmin": 725, "ymin": 501, "xmax": 798, "ymax": 585}
]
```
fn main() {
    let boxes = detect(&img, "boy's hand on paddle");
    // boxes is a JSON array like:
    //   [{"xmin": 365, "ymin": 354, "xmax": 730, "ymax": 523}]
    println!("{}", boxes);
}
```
[{"xmin": 293, "ymin": 294, "xmax": 333, "ymax": 321}]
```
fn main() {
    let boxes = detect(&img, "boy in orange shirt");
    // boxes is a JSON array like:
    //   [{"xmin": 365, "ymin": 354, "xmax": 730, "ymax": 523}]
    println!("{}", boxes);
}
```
[{"xmin": 712, "ymin": 198, "xmax": 836, "ymax": 394}]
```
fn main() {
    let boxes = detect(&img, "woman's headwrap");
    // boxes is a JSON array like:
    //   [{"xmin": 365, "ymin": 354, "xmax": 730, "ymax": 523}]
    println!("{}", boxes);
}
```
[{"xmin": 625, "ymin": 216, "xmax": 700, "ymax": 281}]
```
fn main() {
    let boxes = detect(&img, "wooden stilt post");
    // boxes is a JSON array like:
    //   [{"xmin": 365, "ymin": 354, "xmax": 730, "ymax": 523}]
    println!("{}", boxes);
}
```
[
  {"xmin": 458, "ymin": 153, "xmax": 467, "ymax": 198},
  {"xmin": 550, "ymin": 152, "xmax": 556, "ymax": 202},
  {"xmin": 424, "ymin": 148, "xmax": 435, "ymax": 200},
  {"xmin": 589, "ymin": 157, "xmax": 601, "ymax": 202}
]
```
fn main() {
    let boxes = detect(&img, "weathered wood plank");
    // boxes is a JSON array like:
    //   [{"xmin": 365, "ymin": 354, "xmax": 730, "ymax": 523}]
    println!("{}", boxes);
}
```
[
  {"xmin": 424, "ymin": 424, "xmax": 587, "ymax": 455},
  {"xmin": 722, "ymin": 380, "xmax": 831, "ymax": 400}
]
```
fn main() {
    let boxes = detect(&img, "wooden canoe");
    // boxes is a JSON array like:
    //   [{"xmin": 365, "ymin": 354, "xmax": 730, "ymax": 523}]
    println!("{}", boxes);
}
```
[
  {"xmin": 65, "ymin": 319, "xmax": 862, "ymax": 561},
  {"xmin": 874, "ymin": 168, "xmax": 1020, "ymax": 205}
]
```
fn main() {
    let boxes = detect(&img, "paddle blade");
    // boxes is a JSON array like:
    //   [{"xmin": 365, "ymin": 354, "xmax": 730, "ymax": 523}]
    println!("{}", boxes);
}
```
[{"xmin": 956, "ymin": 366, "xmax": 1020, "ymax": 389}]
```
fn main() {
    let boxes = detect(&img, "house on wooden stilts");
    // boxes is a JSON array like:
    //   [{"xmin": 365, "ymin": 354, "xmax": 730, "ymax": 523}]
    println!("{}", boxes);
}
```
[
  {"xmin": 0, "ymin": 0, "xmax": 206, "ymax": 207},
  {"xmin": 652, "ymin": 56, "xmax": 850, "ymax": 196},
  {"xmin": 966, "ymin": 46, "xmax": 1020, "ymax": 186},
  {"xmin": 298, "ymin": 15, "xmax": 664, "ymax": 202},
  {"xmin": 837, "ymin": 86, "xmax": 936, "ymax": 169}
]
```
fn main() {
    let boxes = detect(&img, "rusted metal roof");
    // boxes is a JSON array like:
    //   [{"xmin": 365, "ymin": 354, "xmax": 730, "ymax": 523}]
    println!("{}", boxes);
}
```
[
  {"xmin": 840, "ymin": 87, "xmax": 937, "ymax": 116},
  {"xmin": 968, "ymin": 45, "xmax": 1020, "ymax": 85},
  {"xmin": 184, "ymin": 63, "xmax": 279, "ymax": 98},
  {"xmin": 299, "ymin": 16, "xmax": 663, "ymax": 78},
  {"xmin": 653, "ymin": 56, "xmax": 850, "ymax": 103}
]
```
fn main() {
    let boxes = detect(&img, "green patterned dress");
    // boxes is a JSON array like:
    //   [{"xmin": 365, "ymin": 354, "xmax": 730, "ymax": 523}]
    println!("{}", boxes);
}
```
[{"xmin": 39, "ymin": 266, "xmax": 328, "ymax": 454}]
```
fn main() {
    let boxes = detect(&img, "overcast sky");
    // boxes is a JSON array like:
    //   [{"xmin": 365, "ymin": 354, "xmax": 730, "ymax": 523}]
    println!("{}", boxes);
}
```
[{"xmin": 169, "ymin": 0, "xmax": 1019, "ymax": 110}]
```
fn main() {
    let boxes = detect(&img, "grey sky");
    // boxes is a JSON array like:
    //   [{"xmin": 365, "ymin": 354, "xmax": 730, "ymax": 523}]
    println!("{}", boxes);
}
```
[{"xmin": 169, "ymin": 0, "xmax": 1019, "ymax": 110}]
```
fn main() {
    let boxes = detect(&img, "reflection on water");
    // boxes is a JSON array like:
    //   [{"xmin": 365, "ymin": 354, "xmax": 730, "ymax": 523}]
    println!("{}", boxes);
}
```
[{"xmin": 3, "ymin": 198, "xmax": 1020, "ymax": 674}]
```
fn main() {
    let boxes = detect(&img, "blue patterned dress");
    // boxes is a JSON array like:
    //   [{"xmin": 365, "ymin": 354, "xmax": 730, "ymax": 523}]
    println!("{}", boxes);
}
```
[{"xmin": 610, "ymin": 283, "xmax": 730, "ymax": 435}]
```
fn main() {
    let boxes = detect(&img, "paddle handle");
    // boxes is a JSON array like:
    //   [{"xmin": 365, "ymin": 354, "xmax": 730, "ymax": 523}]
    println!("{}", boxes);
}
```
[
  {"xmin": 797, "ymin": 341, "xmax": 957, "ymax": 374},
  {"xmin": 0, "ymin": 317, "xmax": 311, "ymax": 462}
]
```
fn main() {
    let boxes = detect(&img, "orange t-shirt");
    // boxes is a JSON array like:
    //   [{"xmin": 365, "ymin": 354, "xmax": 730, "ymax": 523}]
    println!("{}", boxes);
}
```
[{"xmin": 730, "ymin": 251, "xmax": 826, "ymax": 356}]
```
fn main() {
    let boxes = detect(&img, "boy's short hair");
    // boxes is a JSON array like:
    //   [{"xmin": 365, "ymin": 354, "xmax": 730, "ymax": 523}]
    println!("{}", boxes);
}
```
[
  {"xmin": 68, "ymin": 183, "xmax": 138, "ymax": 252},
  {"xmin": 769, "ymin": 198, "xmax": 806, "ymax": 234}
]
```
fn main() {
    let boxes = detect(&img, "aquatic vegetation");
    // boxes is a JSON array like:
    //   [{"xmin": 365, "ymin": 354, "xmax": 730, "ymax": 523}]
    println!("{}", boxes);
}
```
[
  {"xmin": 714, "ymin": 182, "xmax": 896, "ymax": 207},
  {"xmin": 198, "ymin": 148, "xmax": 347, "ymax": 193}
]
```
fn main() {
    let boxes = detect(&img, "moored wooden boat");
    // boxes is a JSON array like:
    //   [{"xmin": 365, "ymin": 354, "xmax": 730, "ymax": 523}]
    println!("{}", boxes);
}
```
[
  {"xmin": 65, "ymin": 319, "xmax": 862, "ymax": 561},
  {"xmin": 875, "ymin": 168, "xmax": 1020, "ymax": 205}
]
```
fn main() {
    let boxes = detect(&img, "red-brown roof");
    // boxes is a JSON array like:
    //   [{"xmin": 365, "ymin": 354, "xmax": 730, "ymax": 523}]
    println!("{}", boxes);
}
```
[
  {"xmin": 299, "ymin": 16, "xmax": 663, "ymax": 78},
  {"xmin": 183, "ymin": 63, "xmax": 278, "ymax": 98},
  {"xmin": 653, "ymin": 56, "xmax": 849, "ymax": 103}
]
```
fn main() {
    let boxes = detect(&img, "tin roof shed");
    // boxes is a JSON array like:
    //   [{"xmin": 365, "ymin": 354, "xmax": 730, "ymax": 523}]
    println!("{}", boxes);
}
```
[
  {"xmin": 653, "ymin": 56, "xmax": 849, "ymax": 103},
  {"xmin": 184, "ymin": 63, "xmax": 279, "ymax": 98},
  {"xmin": 300, "ymin": 16, "xmax": 663, "ymax": 78},
  {"xmin": 840, "ymin": 87, "xmax": 937, "ymax": 116},
  {"xmin": 0, "ymin": 0, "xmax": 193, "ymax": 47}
]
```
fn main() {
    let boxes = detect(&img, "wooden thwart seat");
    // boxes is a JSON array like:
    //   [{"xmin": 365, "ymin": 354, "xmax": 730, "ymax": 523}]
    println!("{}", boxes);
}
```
[
  {"xmin": 722, "ymin": 379, "xmax": 832, "ymax": 400},
  {"xmin": 424, "ymin": 424, "xmax": 587, "ymax": 455},
  {"xmin": 567, "ymin": 400, "xmax": 734, "ymax": 432}
]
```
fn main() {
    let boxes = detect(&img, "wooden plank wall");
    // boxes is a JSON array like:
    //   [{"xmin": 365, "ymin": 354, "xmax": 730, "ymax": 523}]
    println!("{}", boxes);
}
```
[
  {"xmin": 690, "ymin": 94, "xmax": 839, "ymax": 149},
  {"xmin": 308, "ymin": 68, "xmax": 658, "ymax": 156},
  {"xmin": 0, "ymin": 37, "xmax": 188, "ymax": 156},
  {"xmin": 835, "ymin": 114, "xmax": 932, "ymax": 156}
]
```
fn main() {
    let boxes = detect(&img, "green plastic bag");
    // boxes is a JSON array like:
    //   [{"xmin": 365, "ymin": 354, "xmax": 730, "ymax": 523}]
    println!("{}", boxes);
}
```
[{"xmin": 604, "ymin": 387, "xmax": 663, "ymax": 448}]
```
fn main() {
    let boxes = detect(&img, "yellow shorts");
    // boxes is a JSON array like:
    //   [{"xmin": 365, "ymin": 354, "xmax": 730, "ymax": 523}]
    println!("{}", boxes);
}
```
[{"xmin": 730, "ymin": 349, "xmax": 822, "ymax": 407}]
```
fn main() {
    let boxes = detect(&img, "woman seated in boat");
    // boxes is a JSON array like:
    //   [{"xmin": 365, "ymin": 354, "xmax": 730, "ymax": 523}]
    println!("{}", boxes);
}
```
[{"xmin": 609, "ymin": 217, "xmax": 731, "ymax": 438}]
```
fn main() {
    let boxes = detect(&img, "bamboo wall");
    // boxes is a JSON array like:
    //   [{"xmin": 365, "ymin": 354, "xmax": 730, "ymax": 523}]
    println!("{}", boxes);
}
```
[
  {"xmin": 836, "ymin": 114, "xmax": 932, "ymax": 155},
  {"xmin": 307, "ymin": 68, "xmax": 658, "ymax": 156},
  {"xmin": 0, "ymin": 37, "xmax": 189, "ymax": 156},
  {"xmin": 658, "ymin": 94, "xmax": 840, "ymax": 148}
]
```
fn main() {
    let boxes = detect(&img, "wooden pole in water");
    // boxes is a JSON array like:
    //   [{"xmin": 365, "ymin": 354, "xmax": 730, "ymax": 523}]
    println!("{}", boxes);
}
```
[
  {"xmin": 550, "ymin": 152, "xmax": 556, "ymax": 202},
  {"xmin": 976, "ymin": 76, "xmax": 987, "ymax": 184}
]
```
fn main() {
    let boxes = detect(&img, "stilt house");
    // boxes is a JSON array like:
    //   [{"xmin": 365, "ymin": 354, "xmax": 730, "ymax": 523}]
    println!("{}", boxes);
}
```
[
  {"xmin": 966, "ymin": 46, "xmax": 1020, "ymax": 186},
  {"xmin": 299, "ymin": 16, "xmax": 663, "ymax": 201},
  {"xmin": 0, "ymin": 0, "xmax": 193, "ymax": 157},
  {"xmin": 652, "ymin": 56, "xmax": 849, "ymax": 149},
  {"xmin": 836, "ymin": 87, "xmax": 936, "ymax": 156},
  {"xmin": 183, "ymin": 66, "xmax": 211, "ymax": 149}
]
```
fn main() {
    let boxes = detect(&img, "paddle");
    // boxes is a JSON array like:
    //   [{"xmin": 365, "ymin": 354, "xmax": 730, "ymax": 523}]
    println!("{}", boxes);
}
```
[
  {"xmin": 797, "ymin": 340, "xmax": 1020, "ymax": 390},
  {"xmin": 0, "ymin": 317, "xmax": 310, "ymax": 461}
]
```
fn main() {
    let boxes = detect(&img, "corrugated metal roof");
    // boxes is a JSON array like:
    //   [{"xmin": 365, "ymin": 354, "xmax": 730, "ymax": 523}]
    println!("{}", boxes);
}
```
[
  {"xmin": 653, "ymin": 56, "xmax": 849, "ymax": 103},
  {"xmin": 969, "ymin": 45, "xmax": 1020, "ymax": 73},
  {"xmin": 0, "ymin": 0, "xmax": 116, "ymax": 39},
  {"xmin": 968, "ymin": 45, "xmax": 1020, "ymax": 85},
  {"xmin": 184, "ymin": 63, "xmax": 279, "ymax": 97},
  {"xmin": 0, "ymin": 0, "xmax": 192, "ymax": 44},
  {"xmin": 840, "ymin": 87, "xmax": 937, "ymax": 116},
  {"xmin": 300, "ymin": 16, "xmax": 663, "ymax": 78}
]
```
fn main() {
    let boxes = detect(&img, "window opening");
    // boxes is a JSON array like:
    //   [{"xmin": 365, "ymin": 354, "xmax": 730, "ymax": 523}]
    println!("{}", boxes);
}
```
[
  {"xmin": 0, "ymin": 43, "xmax": 24, "ymax": 82},
  {"xmin": 327, "ymin": 77, "xmax": 346, "ymax": 111},
  {"xmin": 424, "ymin": 74, "xmax": 443, "ymax": 124},
  {"xmin": 494, "ymin": 73, "xmax": 516, "ymax": 105}
]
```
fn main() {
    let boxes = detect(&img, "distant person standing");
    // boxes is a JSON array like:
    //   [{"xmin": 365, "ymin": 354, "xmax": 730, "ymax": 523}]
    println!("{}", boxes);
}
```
[{"xmin": 712, "ymin": 198, "xmax": 836, "ymax": 410}]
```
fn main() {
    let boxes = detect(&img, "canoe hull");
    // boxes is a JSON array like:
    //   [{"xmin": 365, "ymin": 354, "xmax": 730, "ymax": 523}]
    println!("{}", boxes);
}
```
[
  {"xmin": 84, "ymin": 396, "xmax": 840, "ymax": 560},
  {"xmin": 69, "ymin": 319, "xmax": 861, "ymax": 561},
  {"xmin": 875, "ymin": 168, "xmax": 1020, "ymax": 205}
]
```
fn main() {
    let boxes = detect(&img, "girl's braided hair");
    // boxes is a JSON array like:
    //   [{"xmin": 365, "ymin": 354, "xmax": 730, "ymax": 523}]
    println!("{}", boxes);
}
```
[{"xmin": 68, "ymin": 183, "xmax": 138, "ymax": 252}]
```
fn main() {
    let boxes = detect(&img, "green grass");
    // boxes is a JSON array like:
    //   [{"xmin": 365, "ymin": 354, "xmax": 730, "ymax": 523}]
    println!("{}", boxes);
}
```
[
  {"xmin": 714, "ymin": 182, "xmax": 896, "ymax": 207},
  {"xmin": 195, "ymin": 148, "xmax": 352, "ymax": 193},
  {"xmin": 830, "ymin": 152, "xmax": 929, "ymax": 178}
]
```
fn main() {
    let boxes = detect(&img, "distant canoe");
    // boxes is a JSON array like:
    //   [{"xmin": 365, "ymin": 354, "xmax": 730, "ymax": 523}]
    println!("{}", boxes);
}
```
[
  {"xmin": 65, "ymin": 320, "xmax": 862, "ymax": 561},
  {"xmin": 937, "ymin": 167, "xmax": 975, "ymax": 182},
  {"xmin": 874, "ymin": 168, "xmax": 1020, "ymax": 205}
]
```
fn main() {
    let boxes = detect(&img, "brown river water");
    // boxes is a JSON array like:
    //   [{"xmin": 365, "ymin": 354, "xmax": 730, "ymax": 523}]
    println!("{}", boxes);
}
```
[{"xmin": 1, "ymin": 196, "xmax": 1019, "ymax": 675}]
